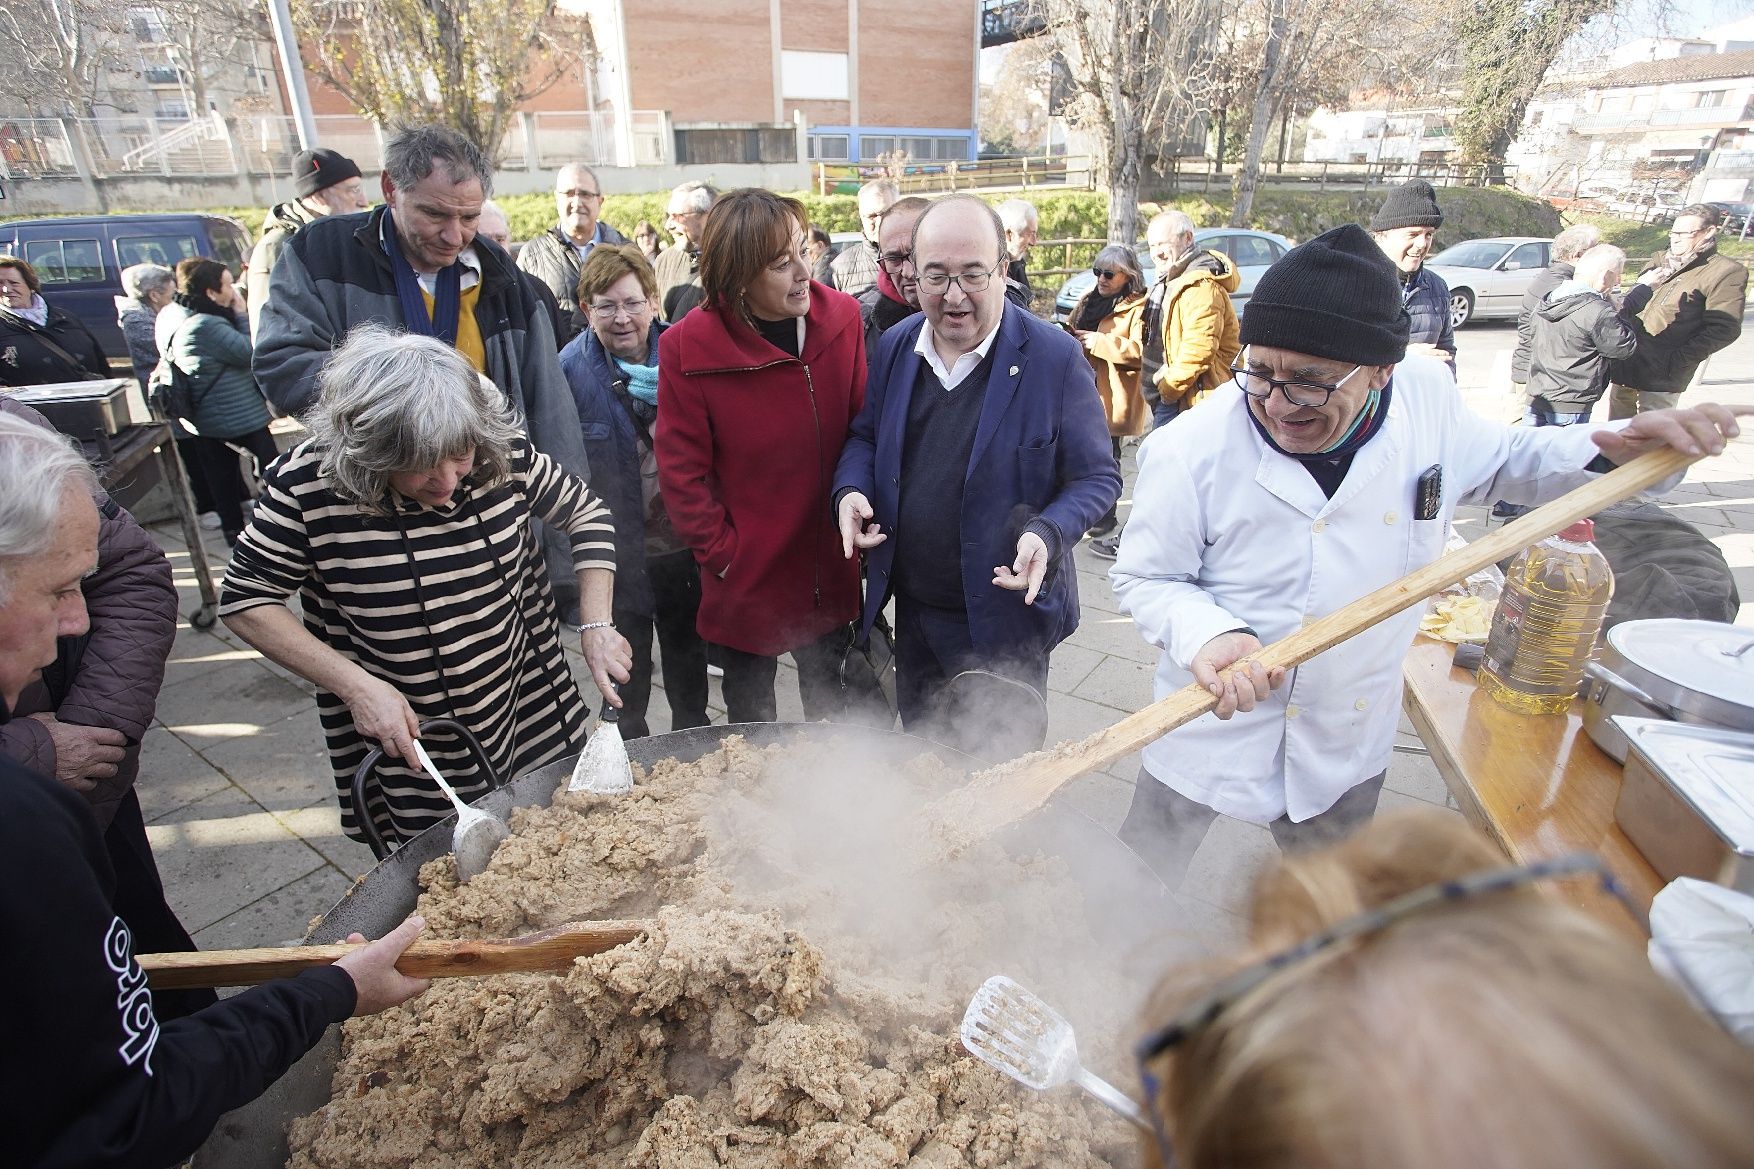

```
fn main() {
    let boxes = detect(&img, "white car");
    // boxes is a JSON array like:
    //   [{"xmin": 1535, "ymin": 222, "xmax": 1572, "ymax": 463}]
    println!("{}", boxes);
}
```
[
  {"xmin": 1424, "ymin": 236, "xmax": 1553, "ymax": 328},
  {"xmin": 1053, "ymin": 228, "xmax": 1291, "ymax": 321}
]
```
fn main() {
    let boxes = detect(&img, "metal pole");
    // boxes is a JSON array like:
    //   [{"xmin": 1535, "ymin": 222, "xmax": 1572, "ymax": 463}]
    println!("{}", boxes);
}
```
[{"xmin": 267, "ymin": 0, "xmax": 318, "ymax": 150}]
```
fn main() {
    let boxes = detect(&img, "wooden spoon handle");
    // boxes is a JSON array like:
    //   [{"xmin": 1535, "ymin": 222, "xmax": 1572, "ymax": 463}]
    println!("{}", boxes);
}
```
[
  {"xmin": 951, "ymin": 445, "xmax": 1698, "ymax": 836},
  {"xmin": 137, "ymin": 920, "xmax": 649, "ymax": 990}
]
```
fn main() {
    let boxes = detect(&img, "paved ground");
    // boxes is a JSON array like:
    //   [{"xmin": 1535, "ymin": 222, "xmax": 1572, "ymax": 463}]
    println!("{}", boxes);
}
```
[{"xmin": 135, "ymin": 314, "xmax": 1754, "ymax": 960}]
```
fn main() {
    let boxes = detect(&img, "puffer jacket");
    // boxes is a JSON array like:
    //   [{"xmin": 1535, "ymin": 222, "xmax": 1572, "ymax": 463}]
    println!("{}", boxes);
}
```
[
  {"xmin": 115, "ymin": 297, "xmax": 159, "ymax": 389},
  {"xmin": 1527, "ymin": 283, "xmax": 1646, "ymax": 413},
  {"xmin": 1152, "ymin": 249, "xmax": 1241, "ymax": 410},
  {"xmin": 1401, "ymin": 264, "xmax": 1455, "ymax": 355},
  {"xmin": 1074, "ymin": 289, "xmax": 1150, "ymax": 436},
  {"xmin": 1611, "ymin": 244, "xmax": 1748, "ymax": 393},
  {"xmin": 155, "ymin": 296, "xmax": 271, "ymax": 439},
  {"xmin": 246, "ymin": 199, "xmax": 322, "ymax": 337},
  {"xmin": 0, "ymin": 397, "xmax": 178, "ymax": 830},
  {"xmin": 1511, "ymin": 261, "xmax": 1574, "ymax": 383},
  {"xmin": 0, "ymin": 302, "xmax": 110, "ymax": 386},
  {"xmin": 516, "ymin": 222, "xmax": 632, "ymax": 323},
  {"xmin": 558, "ymin": 318, "xmax": 670, "ymax": 618}
]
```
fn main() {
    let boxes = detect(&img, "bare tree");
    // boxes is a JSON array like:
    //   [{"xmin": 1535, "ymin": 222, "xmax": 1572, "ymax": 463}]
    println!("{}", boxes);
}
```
[
  {"xmin": 0, "ymin": 0, "xmax": 130, "ymax": 116},
  {"xmin": 1226, "ymin": 0, "xmax": 1423, "ymax": 225},
  {"xmin": 979, "ymin": 36, "xmax": 1053, "ymax": 156},
  {"xmin": 1028, "ymin": 0, "xmax": 1220, "ymax": 243},
  {"xmin": 147, "ymin": 0, "xmax": 275, "ymax": 117},
  {"xmin": 292, "ymin": 0, "xmax": 594, "ymax": 163}
]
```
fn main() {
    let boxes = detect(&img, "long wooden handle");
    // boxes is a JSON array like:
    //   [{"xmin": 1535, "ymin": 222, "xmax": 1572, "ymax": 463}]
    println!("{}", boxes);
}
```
[
  {"xmin": 946, "ymin": 445, "xmax": 1698, "ymax": 838},
  {"xmin": 137, "ymin": 920, "xmax": 649, "ymax": 990}
]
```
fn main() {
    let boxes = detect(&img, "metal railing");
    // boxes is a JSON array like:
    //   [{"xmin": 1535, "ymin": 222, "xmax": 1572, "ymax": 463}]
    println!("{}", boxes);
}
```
[
  {"xmin": 0, "ymin": 119, "xmax": 80, "ymax": 179},
  {"xmin": 121, "ymin": 109, "xmax": 227, "ymax": 172},
  {"xmin": 1166, "ymin": 158, "xmax": 1515, "ymax": 191},
  {"xmin": 814, "ymin": 153, "xmax": 1090, "ymax": 195}
]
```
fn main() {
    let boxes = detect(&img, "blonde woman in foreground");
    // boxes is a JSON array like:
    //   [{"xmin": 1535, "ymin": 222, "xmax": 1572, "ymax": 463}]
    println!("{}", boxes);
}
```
[{"xmin": 1134, "ymin": 809, "xmax": 1754, "ymax": 1169}]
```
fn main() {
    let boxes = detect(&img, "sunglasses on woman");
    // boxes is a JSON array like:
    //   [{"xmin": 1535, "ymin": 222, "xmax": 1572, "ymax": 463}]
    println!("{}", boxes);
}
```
[{"xmin": 1092, "ymin": 267, "xmax": 1118, "ymax": 279}]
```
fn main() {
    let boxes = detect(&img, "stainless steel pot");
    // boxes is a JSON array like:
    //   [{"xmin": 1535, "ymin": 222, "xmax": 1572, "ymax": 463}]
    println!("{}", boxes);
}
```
[
  {"xmin": 193, "ymin": 722, "xmax": 1174, "ymax": 1169},
  {"xmin": 1613, "ymin": 716, "xmax": 1754, "ymax": 893},
  {"xmin": 1581, "ymin": 619, "xmax": 1754, "ymax": 763}
]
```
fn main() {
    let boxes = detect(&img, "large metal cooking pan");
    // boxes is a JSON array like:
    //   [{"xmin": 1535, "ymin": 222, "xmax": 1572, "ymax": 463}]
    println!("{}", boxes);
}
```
[{"xmin": 194, "ymin": 723, "xmax": 1176, "ymax": 1168}]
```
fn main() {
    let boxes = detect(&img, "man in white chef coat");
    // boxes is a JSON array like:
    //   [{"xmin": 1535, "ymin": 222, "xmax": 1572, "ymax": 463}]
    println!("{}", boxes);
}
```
[{"xmin": 1109, "ymin": 223, "xmax": 1748, "ymax": 886}]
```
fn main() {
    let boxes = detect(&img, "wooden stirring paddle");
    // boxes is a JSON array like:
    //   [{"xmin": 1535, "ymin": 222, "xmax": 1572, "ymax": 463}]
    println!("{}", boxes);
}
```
[
  {"xmin": 138, "ymin": 920, "xmax": 649, "ymax": 990},
  {"xmin": 935, "ymin": 445, "xmax": 1700, "ymax": 843}
]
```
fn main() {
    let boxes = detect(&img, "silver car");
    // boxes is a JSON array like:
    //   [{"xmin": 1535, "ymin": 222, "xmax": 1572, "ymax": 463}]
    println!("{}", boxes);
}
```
[
  {"xmin": 1054, "ymin": 228, "xmax": 1291, "ymax": 321},
  {"xmin": 1424, "ymin": 236, "xmax": 1553, "ymax": 328}
]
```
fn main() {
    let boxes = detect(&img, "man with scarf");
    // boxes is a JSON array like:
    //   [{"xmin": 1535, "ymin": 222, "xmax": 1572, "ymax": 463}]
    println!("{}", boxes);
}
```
[
  {"xmin": 252, "ymin": 124, "xmax": 590, "ymax": 621},
  {"xmin": 855, "ymin": 195, "xmax": 929, "ymax": 370},
  {"xmin": 1108, "ymin": 224, "xmax": 1749, "ymax": 888},
  {"xmin": 557, "ymin": 245, "xmax": 709, "ymax": 738}
]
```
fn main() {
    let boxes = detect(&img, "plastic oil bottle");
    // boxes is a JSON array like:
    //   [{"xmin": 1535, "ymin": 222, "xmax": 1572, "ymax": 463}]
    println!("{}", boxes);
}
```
[{"xmin": 1478, "ymin": 518, "xmax": 1615, "ymax": 715}]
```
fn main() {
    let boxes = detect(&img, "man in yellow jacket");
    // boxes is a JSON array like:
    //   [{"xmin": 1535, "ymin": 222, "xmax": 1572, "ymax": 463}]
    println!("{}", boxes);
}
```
[
  {"xmin": 1091, "ymin": 212, "xmax": 1241, "ymax": 559},
  {"xmin": 1144, "ymin": 211, "xmax": 1241, "ymax": 422}
]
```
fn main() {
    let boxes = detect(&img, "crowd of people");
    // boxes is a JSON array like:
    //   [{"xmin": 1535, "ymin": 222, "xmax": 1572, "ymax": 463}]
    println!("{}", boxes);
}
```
[{"xmin": 5, "ymin": 122, "xmax": 1754, "ymax": 1165}]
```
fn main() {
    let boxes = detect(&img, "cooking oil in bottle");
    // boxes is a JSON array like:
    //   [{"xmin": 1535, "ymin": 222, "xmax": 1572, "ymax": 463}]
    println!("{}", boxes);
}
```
[{"xmin": 1479, "ymin": 518, "xmax": 1614, "ymax": 715}]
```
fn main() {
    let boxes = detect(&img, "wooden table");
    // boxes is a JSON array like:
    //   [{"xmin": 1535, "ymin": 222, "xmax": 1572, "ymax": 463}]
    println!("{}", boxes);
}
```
[{"xmin": 1402, "ymin": 636, "xmax": 1660, "ymax": 939}]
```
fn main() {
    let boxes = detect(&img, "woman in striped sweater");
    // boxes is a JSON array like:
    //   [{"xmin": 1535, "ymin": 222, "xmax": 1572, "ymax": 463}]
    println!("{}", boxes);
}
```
[{"xmin": 220, "ymin": 326, "xmax": 630, "ymax": 846}]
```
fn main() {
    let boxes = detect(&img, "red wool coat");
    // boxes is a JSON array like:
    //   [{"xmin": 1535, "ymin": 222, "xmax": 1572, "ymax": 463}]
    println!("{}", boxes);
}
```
[{"xmin": 655, "ymin": 282, "xmax": 866, "ymax": 656}]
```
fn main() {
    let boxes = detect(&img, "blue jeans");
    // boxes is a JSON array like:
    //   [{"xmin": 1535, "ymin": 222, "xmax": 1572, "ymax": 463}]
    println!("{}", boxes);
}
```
[{"xmin": 1151, "ymin": 399, "xmax": 1180, "ymax": 429}]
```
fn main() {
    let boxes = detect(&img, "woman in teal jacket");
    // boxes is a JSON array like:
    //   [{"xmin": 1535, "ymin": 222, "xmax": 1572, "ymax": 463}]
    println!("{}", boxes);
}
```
[{"xmin": 155, "ymin": 258, "xmax": 279, "ymax": 544}]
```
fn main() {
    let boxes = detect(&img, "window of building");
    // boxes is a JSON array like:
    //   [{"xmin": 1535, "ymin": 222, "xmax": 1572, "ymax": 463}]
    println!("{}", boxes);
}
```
[
  {"xmin": 128, "ymin": 7, "xmax": 168, "ymax": 42},
  {"xmin": 22, "ymin": 239, "xmax": 104, "ymax": 284},
  {"xmin": 781, "ymin": 50, "xmax": 849, "ymax": 101},
  {"xmin": 809, "ymin": 134, "xmax": 850, "ymax": 161},
  {"xmin": 1697, "ymin": 90, "xmax": 1728, "ymax": 108},
  {"xmin": 674, "ymin": 127, "xmax": 797, "ymax": 165},
  {"xmin": 156, "ymin": 100, "xmax": 189, "ymax": 120},
  {"xmin": 859, "ymin": 135, "xmax": 897, "ymax": 159}
]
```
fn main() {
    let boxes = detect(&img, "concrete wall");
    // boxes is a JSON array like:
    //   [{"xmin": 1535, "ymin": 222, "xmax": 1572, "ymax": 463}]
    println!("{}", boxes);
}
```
[{"xmin": 0, "ymin": 162, "xmax": 813, "ymax": 215}]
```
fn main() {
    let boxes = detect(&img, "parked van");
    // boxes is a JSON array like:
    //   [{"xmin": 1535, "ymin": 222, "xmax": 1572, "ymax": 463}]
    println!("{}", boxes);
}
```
[{"xmin": 0, "ymin": 213, "xmax": 252, "ymax": 361}]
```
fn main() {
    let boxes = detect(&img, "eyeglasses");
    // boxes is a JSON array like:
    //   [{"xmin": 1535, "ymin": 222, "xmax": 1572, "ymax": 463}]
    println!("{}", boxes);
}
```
[
  {"xmin": 560, "ymin": 188, "xmax": 601, "ymax": 201},
  {"xmin": 1231, "ymin": 361, "xmax": 1364, "ymax": 407},
  {"xmin": 1092, "ymin": 267, "xmax": 1118, "ymax": 279},
  {"xmin": 1668, "ymin": 226, "xmax": 1706, "ymax": 237},
  {"xmin": 879, "ymin": 250, "xmax": 913, "ymax": 271},
  {"xmin": 916, "ymin": 265, "xmax": 997, "ymax": 295},
  {"xmin": 1132, "ymin": 852, "xmax": 1726, "ymax": 1168},
  {"xmin": 588, "ymin": 298, "xmax": 650, "ymax": 320}
]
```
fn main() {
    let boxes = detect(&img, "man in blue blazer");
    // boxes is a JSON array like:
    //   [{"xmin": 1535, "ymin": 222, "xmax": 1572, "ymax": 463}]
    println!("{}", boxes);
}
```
[{"xmin": 833, "ymin": 194, "xmax": 1120, "ymax": 748}]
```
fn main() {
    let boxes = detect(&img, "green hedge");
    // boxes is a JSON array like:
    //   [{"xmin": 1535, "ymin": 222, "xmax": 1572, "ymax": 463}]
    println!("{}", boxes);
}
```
[{"xmin": 2, "ymin": 184, "xmax": 1565, "ymax": 267}]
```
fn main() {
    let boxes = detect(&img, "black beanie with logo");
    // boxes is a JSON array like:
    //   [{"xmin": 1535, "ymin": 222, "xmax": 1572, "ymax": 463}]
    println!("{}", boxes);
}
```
[{"xmin": 293, "ymin": 148, "xmax": 362, "ymax": 198}]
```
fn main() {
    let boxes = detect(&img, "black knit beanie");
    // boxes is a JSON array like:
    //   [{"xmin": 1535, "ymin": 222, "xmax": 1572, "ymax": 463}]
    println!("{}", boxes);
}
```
[
  {"xmin": 293, "ymin": 148, "xmax": 362, "ymax": 198},
  {"xmin": 1238, "ymin": 224, "xmax": 1410, "ymax": 366},
  {"xmin": 1369, "ymin": 179, "xmax": 1444, "ymax": 231}
]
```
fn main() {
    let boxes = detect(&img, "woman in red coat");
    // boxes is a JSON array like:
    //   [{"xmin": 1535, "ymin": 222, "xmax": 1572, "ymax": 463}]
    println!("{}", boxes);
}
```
[{"xmin": 656, "ymin": 189, "xmax": 867, "ymax": 723}]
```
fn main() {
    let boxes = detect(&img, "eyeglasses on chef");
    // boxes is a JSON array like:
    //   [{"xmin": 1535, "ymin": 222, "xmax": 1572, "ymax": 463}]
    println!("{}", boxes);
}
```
[
  {"xmin": 915, "ymin": 264, "xmax": 997, "ymax": 295},
  {"xmin": 1230, "ymin": 360, "xmax": 1364, "ymax": 407}
]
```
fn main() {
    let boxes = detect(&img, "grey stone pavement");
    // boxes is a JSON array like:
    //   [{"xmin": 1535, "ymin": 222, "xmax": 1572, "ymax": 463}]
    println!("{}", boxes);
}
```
[{"xmin": 136, "ymin": 316, "xmax": 1754, "ymax": 959}]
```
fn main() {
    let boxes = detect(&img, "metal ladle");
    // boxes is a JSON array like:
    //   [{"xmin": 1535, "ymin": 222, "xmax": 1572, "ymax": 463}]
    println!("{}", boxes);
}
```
[{"xmin": 411, "ymin": 739, "xmax": 510, "ymax": 881}]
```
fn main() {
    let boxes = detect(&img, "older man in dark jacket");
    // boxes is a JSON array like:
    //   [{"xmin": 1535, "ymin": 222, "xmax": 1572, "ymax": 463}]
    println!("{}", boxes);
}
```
[
  {"xmin": 1526, "ymin": 244, "xmax": 1649, "ymax": 425},
  {"xmin": 1609, "ymin": 203, "xmax": 1749, "ymax": 418},
  {"xmin": 252, "ymin": 124, "xmax": 590, "ymax": 618},
  {"xmin": 517, "ymin": 162, "xmax": 631, "ymax": 334},
  {"xmin": 1511, "ymin": 223, "xmax": 1602, "ymax": 391},
  {"xmin": 1370, "ymin": 180, "xmax": 1455, "ymax": 367}
]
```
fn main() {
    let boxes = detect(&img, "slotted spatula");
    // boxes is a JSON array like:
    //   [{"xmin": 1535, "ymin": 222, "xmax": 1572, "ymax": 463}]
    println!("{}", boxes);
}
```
[
  {"xmin": 960, "ymin": 974, "xmax": 1150, "ymax": 1130},
  {"xmin": 412, "ymin": 738, "xmax": 510, "ymax": 881}
]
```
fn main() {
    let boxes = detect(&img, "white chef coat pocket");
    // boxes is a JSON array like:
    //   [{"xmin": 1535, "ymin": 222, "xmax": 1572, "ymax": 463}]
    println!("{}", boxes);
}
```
[{"xmin": 1403, "ymin": 517, "xmax": 1447, "ymax": 575}]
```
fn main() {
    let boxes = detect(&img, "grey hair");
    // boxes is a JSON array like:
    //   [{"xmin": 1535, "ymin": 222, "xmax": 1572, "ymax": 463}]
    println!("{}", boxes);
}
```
[
  {"xmin": 478, "ymin": 199, "xmax": 509, "ymax": 232},
  {"xmin": 1552, "ymin": 223, "xmax": 1602, "ymax": 263},
  {"xmin": 383, "ymin": 124, "xmax": 493, "ymax": 198},
  {"xmin": 911, "ymin": 193, "xmax": 1008, "ymax": 269},
  {"xmin": 0, "ymin": 414, "xmax": 98, "ymax": 601},
  {"xmin": 305, "ymin": 325, "xmax": 521, "ymax": 514},
  {"xmin": 1093, "ymin": 244, "xmax": 1147, "ymax": 296},
  {"xmin": 556, "ymin": 162, "xmax": 600, "ymax": 189},
  {"xmin": 1149, "ymin": 209, "xmax": 1196, "ymax": 241},
  {"xmin": 997, "ymin": 198, "xmax": 1038, "ymax": 232},
  {"xmin": 669, "ymin": 180, "xmax": 717, "ymax": 214},
  {"xmin": 1572, "ymin": 243, "xmax": 1626, "ymax": 290},
  {"xmin": 860, "ymin": 178, "xmax": 900, "ymax": 205},
  {"xmin": 121, "ymin": 262, "xmax": 174, "ymax": 302}
]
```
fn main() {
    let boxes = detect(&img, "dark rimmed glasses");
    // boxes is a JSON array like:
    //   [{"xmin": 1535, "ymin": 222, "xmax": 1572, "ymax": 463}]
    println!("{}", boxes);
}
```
[
  {"xmin": 916, "ymin": 265, "xmax": 998, "ymax": 295},
  {"xmin": 1130, "ymin": 853, "xmax": 1715, "ymax": 1168},
  {"xmin": 1092, "ymin": 266, "xmax": 1119, "ymax": 279},
  {"xmin": 1230, "ymin": 361, "xmax": 1364, "ymax": 408}
]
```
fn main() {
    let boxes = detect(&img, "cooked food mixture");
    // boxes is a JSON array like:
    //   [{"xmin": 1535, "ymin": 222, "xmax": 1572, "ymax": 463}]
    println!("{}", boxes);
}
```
[
  {"xmin": 1421, "ymin": 594, "xmax": 1494, "ymax": 643},
  {"xmin": 287, "ymin": 735, "xmax": 1169, "ymax": 1168}
]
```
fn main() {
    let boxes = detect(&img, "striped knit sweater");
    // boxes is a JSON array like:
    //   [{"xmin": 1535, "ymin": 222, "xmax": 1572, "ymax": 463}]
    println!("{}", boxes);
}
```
[{"xmin": 219, "ymin": 436, "xmax": 616, "ymax": 845}]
